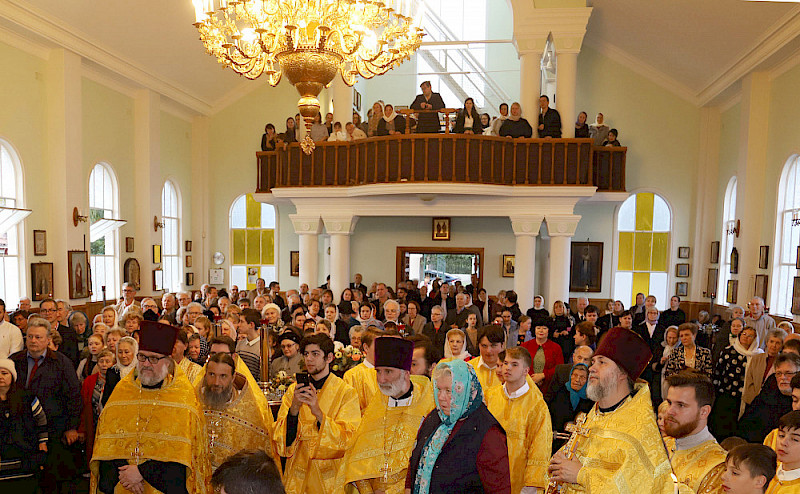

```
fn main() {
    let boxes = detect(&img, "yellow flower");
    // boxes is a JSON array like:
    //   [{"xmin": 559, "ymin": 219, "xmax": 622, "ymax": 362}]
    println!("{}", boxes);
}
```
[
  {"xmin": 332, "ymin": 364, "xmax": 340, "ymax": 371},
  {"xmin": 278, "ymin": 384, "xmax": 286, "ymax": 391},
  {"xmin": 335, "ymin": 351, "xmax": 343, "ymax": 359}
]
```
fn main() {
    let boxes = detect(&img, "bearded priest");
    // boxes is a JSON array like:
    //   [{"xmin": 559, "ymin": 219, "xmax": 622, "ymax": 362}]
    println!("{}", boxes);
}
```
[
  {"xmin": 338, "ymin": 337, "xmax": 435, "ymax": 493},
  {"xmin": 90, "ymin": 320, "xmax": 210, "ymax": 494},
  {"xmin": 546, "ymin": 327, "xmax": 674, "ymax": 493}
]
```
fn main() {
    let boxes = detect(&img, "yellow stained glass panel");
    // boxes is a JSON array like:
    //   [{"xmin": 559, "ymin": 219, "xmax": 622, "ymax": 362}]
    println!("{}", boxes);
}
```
[
  {"xmin": 652, "ymin": 232, "xmax": 669, "ymax": 272},
  {"xmin": 635, "ymin": 193, "xmax": 654, "ymax": 231},
  {"xmin": 232, "ymin": 230, "xmax": 246, "ymax": 265},
  {"xmin": 246, "ymin": 194, "xmax": 260, "ymax": 228},
  {"xmin": 618, "ymin": 232, "xmax": 634, "ymax": 271},
  {"xmin": 246, "ymin": 266, "xmax": 259, "ymax": 291},
  {"xmin": 246, "ymin": 230, "xmax": 260, "ymax": 265},
  {"xmin": 261, "ymin": 230, "xmax": 274, "ymax": 265},
  {"xmin": 634, "ymin": 232, "xmax": 652, "ymax": 271},
  {"xmin": 632, "ymin": 272, "xmax": 650, "ymax": 307}
]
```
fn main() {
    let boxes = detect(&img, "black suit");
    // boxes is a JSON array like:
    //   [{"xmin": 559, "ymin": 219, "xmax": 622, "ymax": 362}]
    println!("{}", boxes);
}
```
[
  {"xmin": 350, "ymin": 283, "xmax": 368, "ymax": 295},
  {"xmin": 410, "ymin": 92, "xmax": 445, "ymax": 133},
  {"xmin": 56, "ymin": 323, "xmax": 79, "ymax": 369},
  {"xmin": 634, "ymin": 320, "xmax": 666, "ymax": 406}
]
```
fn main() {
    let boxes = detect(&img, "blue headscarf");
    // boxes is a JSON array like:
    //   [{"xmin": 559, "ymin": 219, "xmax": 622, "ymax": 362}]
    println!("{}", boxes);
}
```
[
  {"xmin": 412, "ymin": 359, "xmax": 483, "ymax": 494},
  {"xmin": 566, "ymin": 363, "xmax": 589, "ymax": 409}
]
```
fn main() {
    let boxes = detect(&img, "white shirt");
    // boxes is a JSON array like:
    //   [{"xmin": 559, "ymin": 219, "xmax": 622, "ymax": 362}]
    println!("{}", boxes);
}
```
[
  {"xmin": 388, "ymin": 388, "xmax": 414, "ymax": 408},
  {"xmin": 503, "ymin": 381, "xmax": 530, "ymax": 399},
  {"xmin": 363, "ymin": 359, "xmax": 374, "ymax": 369},
  {"xmin": 0, "ymin": 321, "xmax": 23, "ymax": 359},
  {"xmin": 646, "ymin": 321, "xmax": 657, "ymax": 338},
  {"xmin": 777, "ymin": 465, "xmax": 800, "ymax": 482},
  {"xmin": 477, "ymin": 356, "xmax": 496, "ymax": 371}
]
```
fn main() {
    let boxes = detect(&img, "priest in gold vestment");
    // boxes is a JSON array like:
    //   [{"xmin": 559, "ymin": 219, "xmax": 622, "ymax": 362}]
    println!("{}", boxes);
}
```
[
  {"xmin": 486, "ymin": 346, "xmax": 552, "ymax": 493},
  {"xmin": 338, "ymin": 337, "xmax": 435, "ymax": 494},
  {"xmin": 547, "ymin": 327, "xmax": 674, "ymax": 494},
  {"xmin": 663, "ymin": 371, "xmax": 726, "ymax": 493},
  {"xmin": 197, "ymin": 352, "xmax": 275, "ymax": 471},
  {"xmin": 90, "ymin": 321, "xmax": 209, "ymax": 494},
  {"xmin": 274, "ymin": 333, "xmax": 361, "ymax": 494},
  {"xmin": 343, "ymin": 327, "xmax": 382, "ymax": 413}
]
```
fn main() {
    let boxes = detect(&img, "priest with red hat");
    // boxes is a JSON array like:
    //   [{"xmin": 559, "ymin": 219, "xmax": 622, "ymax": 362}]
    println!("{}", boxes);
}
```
[
  {"xmin": 546, "ymin": 327, "xmax": 676, "ymax": 493},
  {"xmin": 90, "ymin": 320, "xmax": 210, "ymax": 494}
]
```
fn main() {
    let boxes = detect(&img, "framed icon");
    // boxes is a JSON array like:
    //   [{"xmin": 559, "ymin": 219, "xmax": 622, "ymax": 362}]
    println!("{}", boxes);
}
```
[
  {"xmin": 185, "ymin": 255, "xmax": 193, "ymax": 268},
  {"xmin": 432, "ymin": 217, "xmax": 450, "ymax": 241},
  {"xmin": 706, "ymin": 268, "xmax": 719, "ymax": 299},
  {"xmin": 569, "ymin": 242, "xmax": 603, "ymax": 292},
  {"xmin": 678, "ymin": 246, "xmax": 690, "ymax": 259},
  {"xmin": 290, "ymin": 251, "xmax": 300, "ymax": 276},
  {"xmin": 125, "ymin": 237, "xmax": 135, "ymax": 253},
  {"xmin": 502, "ymin": 254, "xmax": 515, "ymax": 278},
  {"xmin": 727, "ymin": 279, "xmax": 738, "ymax": 304},
  {"xmin": 676, "ymin": 263, "xmax": 690, "ymax": 278},
  {"xmin": 710, "ymin": 241, "xmax": 720, "ymax": 264},
  {"xmin": 793, "ymin": 277, "xmax": 800, "ymax": 315},
  {"xmin": 186, "ymin": 272, "xmax": 194, "ymax": 286},
  {"xmin": 123, "ymin": 258, "xmax": 141, "ymax": 291},
  {"xmin": 676, "ymin": 282, "xmax": 688, "ymax": 297},
  {"xmin": 67, "ymin": 250, "xmax": 90, "ymax": 299},
  {"xmin": 185, "ymin": 240, "xmax": 192, "ymax": 252},
  {"xmin": 755, "ymin": 274, "xmax": 769, "ymax": 303},
  {"xmin": 152, "ymin": 269, "xmax": 164, "ymax": 291},
  {"xmin": 33, "ymin": 230, "xmax": 46, "ymax": 256},
  {"xmin": 31, "ymin": 262, "xmax": 54, "ymax": 301},
  {"xmin": 153, "ymin": 244, "xmax": 162, "ymax": 264},
  {"xmin": 759, "ymin": 246, "xmax": 770, "ymax": 269}
]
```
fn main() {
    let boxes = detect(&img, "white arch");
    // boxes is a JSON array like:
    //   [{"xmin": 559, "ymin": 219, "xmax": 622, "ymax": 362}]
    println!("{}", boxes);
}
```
[
  {"xmin": 0, "ymin": 137, "xmax": 25, "ymax": 304},
  {"xmin": 718, "ymin": 176, "xmax": 737, "ymax": 306},
  {"xmin": 769, "ymin": 156, "xmax": 800, "ymax": 316}
]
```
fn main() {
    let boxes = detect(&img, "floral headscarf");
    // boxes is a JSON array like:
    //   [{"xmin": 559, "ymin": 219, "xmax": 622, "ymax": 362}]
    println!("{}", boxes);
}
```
[{"xmin": 413, "ymin": 359, "xmax": 483, "ymax": 494}]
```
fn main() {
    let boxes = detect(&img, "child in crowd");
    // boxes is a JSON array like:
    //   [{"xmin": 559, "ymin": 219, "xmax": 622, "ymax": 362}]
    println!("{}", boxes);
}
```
[
  {"xmin": 721, "ymin": 443, "xmax": 776, "ymax": 494},
  {"xmin": 76, "ymin": 333, "xmax": 105, "ymax": 383},
  {"xmin": 769, "ymin": 411, "xmax": 800, "ymax": 492}
]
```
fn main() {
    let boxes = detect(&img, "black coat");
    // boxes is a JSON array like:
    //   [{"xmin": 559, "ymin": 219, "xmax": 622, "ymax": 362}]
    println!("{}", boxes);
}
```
[
  {"xmin": 410, "ymin": 93, "xmax": 446, "ymax": 133},
  {"xmin": 538, "ymin": 108, "xmax": 562, "ymax": 138},
  {"xmin": 422, "ymin": 322, "xmax": 449, "ymax": 356},
  {"xmin": 376, "ymin": 115, "xmax": 406, "ymax": 135},
  {"xmin": 737, "ymin": 375, "xmax": 791, "ymax": 443},
  {"xmin": 10, "ymin": 349, "xmax": 81, "ymax": 438},
  {"xmin": 56, "ymin": 323, "xmax": 79, "ymax": 369},
  {"xmin": 499, "ymin": 118, "xmax": 533, "ymax": 138},
  {"xmin": 549, "ymin": 384, "xmax": 594, "ymax": 453},
  {"xmin": 453, "ymin": 109, "xmax": 482, "ymax": 134}
]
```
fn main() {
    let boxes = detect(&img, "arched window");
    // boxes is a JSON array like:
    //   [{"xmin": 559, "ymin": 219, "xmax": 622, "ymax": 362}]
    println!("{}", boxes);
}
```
[
  {"xmin": 89, "ymin": 163, "xmax": 120, "ymax": 302},
  {"xmin": 0, "ymin": 140, "xmax": 24, "ymax": 304},
  {"xmin": 718, "ymin": 177, "xmax": 737, "ymax": 306},
  {"xmin": 614, "ymin": 192, "xmax": 671, "ymax": 310},
  {"xmin": 770, "ymin": 157, "xmax": 800, "ymax": 316},
  {"xmin": 162, "ymin": 180, "xmax": 182, "ymax": 292},
  {"xmin": 230, "ymin": 194, "xmax": 275, "ymax": 291}
]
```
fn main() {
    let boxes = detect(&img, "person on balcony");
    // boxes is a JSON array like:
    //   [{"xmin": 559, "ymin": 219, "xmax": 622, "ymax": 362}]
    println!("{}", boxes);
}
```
[
  {"xmin": 589, "ymin": 112, "xmax": 610, "ymax": 145},
  {"xmin": 453, "ymin": 97, "xmax": 482, "ymax": 134},
  {"xmin": 281, "ymin": 116, "xmax": 297, "ymax": 144},
  {"xmin": 367, "ymin": 101, "xmax": 383, "ymax": 137},
  {"xmin": 310, "ymin": 112, "xmax": 329, "ymax": 142},
  {"xmin": 602, "ymin": 128, "xmax": 621, "ymax": 147},
  {"xmin": 376, "ymin": 104, "xmax": 406, "ymax": 135},
  {"xmin": 488, "ymin": 102, "xmax": 509, "ymax": 136},
  {"xmin": 480, "ymin": 113, "xmax": 491, "ymax": 132},
  {"xmin": 575, "ymin": 111, "xmax": 590, "ymax": 138},
  {"xmin": 499, "ymin": 102, "xmax": 533, "ymax": 139},
  {"xmin": 410, "ymin": 80, "xmax": 445, "ymax": 133},
  {"xmin": 537, "ymin": 95, "xmax": 562, "ymax": 138},
  {"xmin": 260, "ymin": 123, "xmax": 277, "ymax": 151},
  {"xmin": 345, "ymin": 122, "xmax": 366, "ymax": 141},
  {"xmin": 353, "ymin": 113, "xmax": 369, "ymax": 136},
  {"xmin": 326, "ymin": 122, "xmax": 348, "ymax": 142}
]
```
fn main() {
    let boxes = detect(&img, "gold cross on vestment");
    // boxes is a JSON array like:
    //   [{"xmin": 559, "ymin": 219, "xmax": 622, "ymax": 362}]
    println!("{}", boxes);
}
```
[
  {"xmin": 381, "ymin": 462, "xmax": 391, "ymax": 483},
  {"xmin": 565, "ymin": 412, "xmax": 589, "ymax": 438}
]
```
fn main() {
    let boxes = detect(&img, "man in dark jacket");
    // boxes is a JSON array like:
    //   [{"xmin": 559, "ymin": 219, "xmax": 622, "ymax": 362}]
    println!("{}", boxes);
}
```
[
  {"xmin": 410, "ymin": 81, "xmax": 445, "ymax": 133},
  {"xmin": 39, "ymin": 298, "xmax": 79, "ymax": 368},
  {"xmin": 736, "ymin": 353, "xmax": 800, "ymax": 443},
  {"xmin": 633, "ymin": 306, "xmax": 667, "ymax": 406},
  {"xmin": 11, "ymin": 316, "xmax": 82, "ymax": 493},
  {"xmin": 537, "ymin": 95, "xmax": 561, "ymax": 138}
]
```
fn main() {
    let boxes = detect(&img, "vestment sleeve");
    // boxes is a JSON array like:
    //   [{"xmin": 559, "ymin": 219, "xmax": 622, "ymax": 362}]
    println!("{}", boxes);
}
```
[
  {"xmin": 524, "ymin": 399, "xmax": 552, "ymax": 488},
  {"xmin": 696, "ymin": 462, "xmax": 726, "ymax": 494},
  {"xmin": 575, "ymin": 439, "xmax": 673, "ymax": 494},
  {"xmin": 273, "ymin": 384, "xmax": 299, "ymax": 457},
  {"xmin": 311, "ymin": 388, "xmax": 361, "ymax": 459},
  {"xmin": 476, "ymin": 425, "xmax": 511, "ymax": 494}
]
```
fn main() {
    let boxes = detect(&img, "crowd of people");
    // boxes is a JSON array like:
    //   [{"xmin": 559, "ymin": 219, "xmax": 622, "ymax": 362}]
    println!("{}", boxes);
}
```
[
  {"xmin": 260, "ymin": 81, "xmax": 623, "ymax": 150},
  {"xmin": 0, "ymin": 272, "xmax": 797, "ymax": 493}
]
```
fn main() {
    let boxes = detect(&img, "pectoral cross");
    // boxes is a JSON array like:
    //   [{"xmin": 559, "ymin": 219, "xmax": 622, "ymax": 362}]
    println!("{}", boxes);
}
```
[{"xmin": 380, "ymin": 462, "xmax": 391, "ymax": 483}]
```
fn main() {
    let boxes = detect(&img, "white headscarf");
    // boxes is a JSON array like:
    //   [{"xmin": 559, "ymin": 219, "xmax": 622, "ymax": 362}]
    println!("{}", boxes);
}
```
[
  {"xmin": 115, "ymin": 336, "xmax": 139, "ymax": 379},
  {"xmin": 732, "ymin": 330, "xmax": 763, "ymax": 360},
  {"xmin": 382, "ymin": 105, "xmax": 398, "ymax": 122},
  {"xmin": 444, "ymin": 328, "xmax": 472, "ymax": 360}
]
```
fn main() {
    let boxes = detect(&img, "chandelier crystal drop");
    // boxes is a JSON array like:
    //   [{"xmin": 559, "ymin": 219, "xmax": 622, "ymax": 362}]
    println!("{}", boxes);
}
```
[{"xmin": 192, "ymin": 0, "xmax": 424, "ymax": 153}]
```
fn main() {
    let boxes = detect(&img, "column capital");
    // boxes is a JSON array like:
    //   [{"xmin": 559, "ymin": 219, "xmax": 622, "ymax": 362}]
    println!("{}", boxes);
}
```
[
  {"xmin": 510, "ymin": 5, "xmax": 592, "ymax": 56},
  {"xmin": 322, "ymin": 215, "xmax": 359, "ymax": 235},
  {"xmin": 545, "ymin": 214, "xmax": 581, "ymax": 237},
  {"xmin": 509, "ymin": 215, "xmax": 544, "ymax": 236},
  {"xmin": 290, "ymin": 214, "xmax": 322, "ymax": 235}
]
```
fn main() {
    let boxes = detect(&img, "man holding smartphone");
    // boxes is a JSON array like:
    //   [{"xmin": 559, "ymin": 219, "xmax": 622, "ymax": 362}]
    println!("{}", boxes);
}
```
[{"xmin": 274, "ymin": 333, "xmax": 361, "ymax": 494}]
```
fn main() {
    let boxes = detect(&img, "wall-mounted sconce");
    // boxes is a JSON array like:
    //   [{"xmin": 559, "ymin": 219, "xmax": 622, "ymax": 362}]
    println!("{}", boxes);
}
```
[
  {"xmin": 726, "ymin": 219, "xmax": 740, "ymax": 237},
  {"xmin": 792, "ymin": 210, "xmax": 800, "ymax": 227},
  {"xmin": 153, "ymin": 216, "xmax": 165, "ymax": 232},
  {"xmin": 73, "ymin": 207, "xmax": 88, "ymax": 226}
]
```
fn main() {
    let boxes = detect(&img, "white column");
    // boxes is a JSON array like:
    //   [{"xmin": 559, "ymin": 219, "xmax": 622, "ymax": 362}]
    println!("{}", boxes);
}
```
[
  {"xmin": 190, "ymin": 116, "xmax": 210, "ymax": 289},
  {"xmin": 134, "ymin": 89, "xmax": 161, "ymax": 296},
  {"xmin": 518, "ymin": 51, "xmax": 543, "ymax": 123},
  {"xmin": 45, "ymin": 49, "xmax": 85, "ymax": 300},
  {"xmin": 546, "ymin": 215, "xmax": 581, "ymax": 305},
  {"xmin": 554, "ymin": 51, "xmax": 578, "ymax": 138},
  {"xmin": 691, "ymin": 107, "xmax": 721, "ymax": 301},
  {"xmin": 511, "ymin": 215, "xmax": 544, "ymax": 313},
  {"xmin": 332, "ymin": 78, "xmax": 354, "ymax": 127},
  {"xmin": 290, "ymin": 215, "xmax": 322, "ymax": 291},
  {"xmin": 323, "ymin": 215, "xmax": 359, "ymax": 303}
]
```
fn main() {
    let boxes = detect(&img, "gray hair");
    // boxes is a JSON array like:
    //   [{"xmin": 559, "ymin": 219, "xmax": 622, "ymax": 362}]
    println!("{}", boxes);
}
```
[
  {"xmin": 349, "ymin": 325, "xmax": 366, "ymax": 340},
  {"xmin": 162, "ymin": 293, "xmax": 176, "ymax": 301},
  {"xmin": 431, "ymin": 305, "xmax": 444, "ymax": 315},
  {"xmin": 68, "ymin": 311, "xmax": 87, "ymax": 326},
  {"xmin": 767, "ymin": 328, "xmax": 789, "ymax": 343},
  {"xmin": 384, "ymin": 299, "xmax": 399, "ymax": 311},
  {"xmin": 28, "ymin": 317, "xmax": 51, "ymax": 334},
  {"xmin": 432, "ymin": 364, "xmax": 453, "ymax": 383},
  {"xmin": 187, "ymin": 302, "xmax": 204, "ymax": 312},
  {"xmin": 56, "ymin": 299, "xmax": 71, "ymax": 311}
]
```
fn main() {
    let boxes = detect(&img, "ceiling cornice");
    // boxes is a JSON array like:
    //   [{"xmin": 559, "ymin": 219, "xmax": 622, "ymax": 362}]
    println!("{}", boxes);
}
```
[
  {"xmin": 0, "ymin": 0, "xmax": 211, "ymax": 115},
  {"xmin": 583, "ymin": 35, "xmax": 700, "ymax": 106},
  {"xmin": 0, "ymin": 23, "xmax": 50, "ymax": 59}
]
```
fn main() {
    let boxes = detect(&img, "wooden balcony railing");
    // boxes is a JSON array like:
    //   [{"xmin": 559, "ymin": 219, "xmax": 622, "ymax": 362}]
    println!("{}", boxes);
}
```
[{"xmin": 256, "ymin": 134, "xmax": 626, "ymax": 193}]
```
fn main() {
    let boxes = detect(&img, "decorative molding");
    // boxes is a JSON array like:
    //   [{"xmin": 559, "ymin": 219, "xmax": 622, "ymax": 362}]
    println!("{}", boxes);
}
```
[
  {"xmin": 583, "ymin": 35, "xmax": 699, "ymax": 106},
  {"xmin": 0, "ymin": 0, "xmax": 211, "ymax": 115},
  {"xmin": 511, "ymin": 6, "xmax": 592, "ymax": 55},
  {"xmin": 210, "ymin": 78, "xmax": 265, "ymax": 115},
  {"xmin": 509, "ymin": 215, "xmax": 544, "ymax": 236},
  {"xmin": 0, "ymin": 24, "xmax": 51, "ymax": 60},
  {"xmin": 719, "ymin": 92, "xmax": 743, "ymax": 113},
  {"xmin": 769, "ymin": 43, "xmax": 800, "ymax": 82},
  {"xmin": 322, "ymin": 215, "xmax": 359, "ymax": 235},
  {"xmin": 270, "ymin": 183, "xmax": 597, "ymax": 199},
  {"xmin": 289, "ymin": 215, "xmax": 322, "ymax": 235},
  {"xmin": 545, "ymin": 214, "xmax": 581, "ymax": 237}
]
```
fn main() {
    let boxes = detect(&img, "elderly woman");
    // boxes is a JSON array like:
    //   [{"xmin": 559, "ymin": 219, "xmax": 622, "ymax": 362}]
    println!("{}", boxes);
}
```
[
  {"xmin": 521, "ymin": 319, "xmax": 564, "ymax": 390},
  {"xmin": 68, "ymin": 311, "xmax": 90, "ymax": 357},
  {"xmin": 710, "ymin": 324, "xmax": 762, "ymax": 440},
  {"xmin": 441, "ymin": 328, "xmax": 472, "ymax": 363},
  {"xmin": 119, "ymin": 306, "xmax": 143, "ymax": 335},
  {"xmin": 406, "ymin": 360, "xmax": 511, "ymax": 493},
  {"xmin": 422, "ymin": 305, "xmax": 448, "ymax": 356},
  {"xmin": 664, "ymin": 323, "xmax": 713, "ymax": 378},
  {"xmin": 100, "ymin": 305, "xmax": 118, "ymax": 329},
  {"xmin": 403, "ymin": 300, "xmax": 427, "ymax": 336},
  {"xmin": 0, "ymin": 358, "xmax": 48, "ymax": 492},
  {"xmin": 742, "ymin": 327, "xmax": 788, "ymax": 412},
  {"xmin": 101, "ymin": 336, "xmax": 138, "ymax": 406},
  {"xmin": 549, "ymin": 363, "xmax": 593, "ymax": 453}
]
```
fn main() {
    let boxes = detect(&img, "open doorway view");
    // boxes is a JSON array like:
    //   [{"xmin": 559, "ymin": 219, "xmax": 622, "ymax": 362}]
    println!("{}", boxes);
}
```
[{"xmin": 396, "ymin": 247, "xmax": 484, "ymax": 290}]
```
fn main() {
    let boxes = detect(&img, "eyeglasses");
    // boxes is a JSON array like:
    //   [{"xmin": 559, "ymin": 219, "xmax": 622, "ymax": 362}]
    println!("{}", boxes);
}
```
[
  {"xmin": 136, "ymin": 354, "xmax": 168, "ymax": 364},
  {"xmin": 776, "ymin": 371, "xmax": 798, "ymax": 378},
  {"xmin": 39, "ymin": 308, "xmax": 56, "ymax": 313}
]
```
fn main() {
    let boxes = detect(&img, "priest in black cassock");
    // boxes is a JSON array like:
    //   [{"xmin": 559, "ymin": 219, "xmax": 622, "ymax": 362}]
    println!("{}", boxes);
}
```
[{"xmin": 410, "ymin": 81, "xmax": 446, "ymax": 133}]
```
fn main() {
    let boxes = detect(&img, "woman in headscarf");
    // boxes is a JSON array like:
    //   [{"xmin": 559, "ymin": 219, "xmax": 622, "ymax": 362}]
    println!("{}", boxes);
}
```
[
  {"xmin": 709, "ymin": 325, "xmax": 762, "ymax": 440},
  {"xmin": 367, "ymin": 100, "xmax": 384, "ymax": 137},
  {"xmin": 655, "ymin": 325, "xmax": 680, "ymax": 400},
  {"xmin": 441, "ymin": 328, "xmax": 472, "ymax": 363},
  {"xmin": 548, "ymin": 363, "xmax": 593, "ymax": 453},
  {"xmin": 348, "ymin": 301, "xmax": 384, "ymax": 330},
  {"xmin": 526, "ymin": 295, "xmax": 549, "ymax": 326},
  {"xmin": 498, "ymin": 102, "xmax": 533, "ymax": 138},
  {"xmin": 406, "ymin": 360, "xmax": 511, "ymax": 494},
  {"xmin": 100, "ymin": 336, "xmax": 138, "ymax": 406},
  {"xmin": 376, "ymin": 103, "xmax": 406, "ymax": 135}
]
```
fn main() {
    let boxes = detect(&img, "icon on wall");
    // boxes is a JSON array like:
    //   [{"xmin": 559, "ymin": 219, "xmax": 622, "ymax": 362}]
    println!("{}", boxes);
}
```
[{"xmin": 432, "ymin": 217, "xmax": 450, "ymax": 241}]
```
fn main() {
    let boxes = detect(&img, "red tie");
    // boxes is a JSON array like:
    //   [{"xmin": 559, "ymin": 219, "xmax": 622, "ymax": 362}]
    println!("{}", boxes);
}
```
[{"xmin": 27, "ymin": 359, "xmax": 39, "ymax": 388}]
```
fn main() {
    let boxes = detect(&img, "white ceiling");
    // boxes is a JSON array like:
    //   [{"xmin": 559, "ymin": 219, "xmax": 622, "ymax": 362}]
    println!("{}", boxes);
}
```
[{"xmin": 2, "ymin": 0, "xmax": 799, "ymax": 114}]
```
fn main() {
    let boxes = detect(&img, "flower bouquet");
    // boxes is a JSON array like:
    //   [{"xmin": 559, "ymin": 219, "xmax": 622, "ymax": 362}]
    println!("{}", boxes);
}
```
[
  {"xmin": 331, "ymin": 345, "xmax": 363, "ymax": 377},
  {"xmin": 260, "ymin": 370, "xmax": 294, "ymax": 402}
]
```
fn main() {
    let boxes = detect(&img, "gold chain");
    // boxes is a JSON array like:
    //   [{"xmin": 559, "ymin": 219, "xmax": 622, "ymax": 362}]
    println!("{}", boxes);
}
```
[{"xmin": 381, "ymin": 405, "xmax": 404, "ymax": 483}]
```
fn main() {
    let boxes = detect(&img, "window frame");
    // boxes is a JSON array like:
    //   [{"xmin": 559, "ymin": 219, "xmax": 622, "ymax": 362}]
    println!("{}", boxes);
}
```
[
  {"xmin": 161, "ymin": 179, "xmax": 182, "ymax": 293},
  {"xmin": 0, "ymin": 138, "xmax": 26, "ymax": 305},
  {"xmin": 718, "ymin": 176, "xmax": 737, "ymax": 306},
  {"xmin": 769, "ymin": 156, "xmax": 800, "ymax": 316},
  {"xmin": 88, "ymin": 162, "xmax": 121, "ymax": 302},
  {"xmin": 228, "ymin": 194, "xmax": 278, "ymax": 291}
]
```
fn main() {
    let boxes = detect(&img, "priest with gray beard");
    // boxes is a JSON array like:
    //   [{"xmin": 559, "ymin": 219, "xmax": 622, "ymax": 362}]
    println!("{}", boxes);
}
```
[{"xmin": 198, "ymin": 352, "xmax": 278, "ymax": 471}]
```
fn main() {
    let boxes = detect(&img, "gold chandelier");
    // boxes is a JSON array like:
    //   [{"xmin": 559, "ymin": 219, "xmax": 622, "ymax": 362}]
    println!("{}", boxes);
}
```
[{"xmin": 192, "ymin": 0, "xmax": 424, "ymax": 153}]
